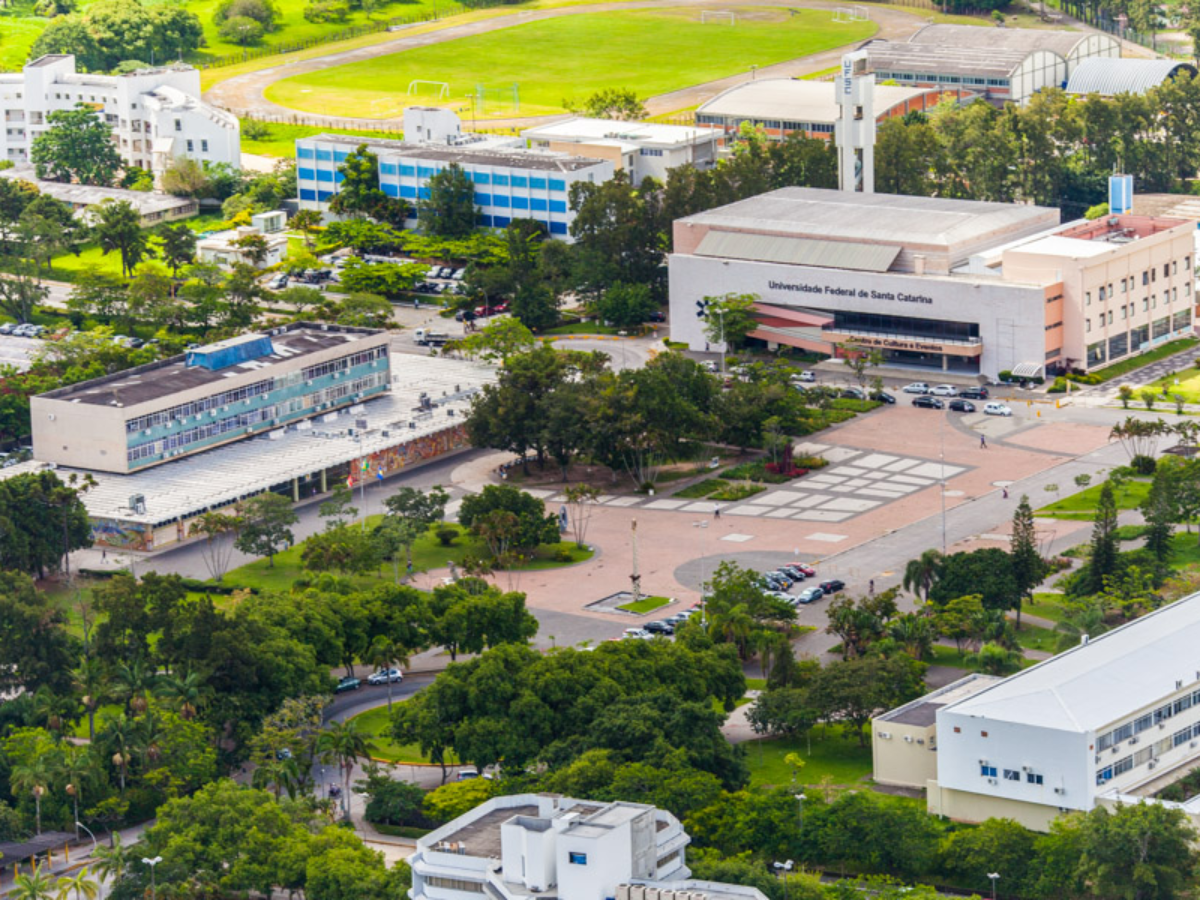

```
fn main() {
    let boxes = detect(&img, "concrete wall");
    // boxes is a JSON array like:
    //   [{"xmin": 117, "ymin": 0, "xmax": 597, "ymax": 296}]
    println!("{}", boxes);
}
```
[
  {"xmin": 927, "ymin": 782, "xmax": 1064, "ymax": 832},
  {"xmin": 873, "ymin": 719, "xmax": 938, "ymax": 789}
]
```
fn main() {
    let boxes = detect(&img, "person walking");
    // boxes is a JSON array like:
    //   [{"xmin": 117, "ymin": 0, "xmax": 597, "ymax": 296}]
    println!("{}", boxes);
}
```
[
  {"xmin": 714, "ymin": 505, "xmax": 721, "ymax": 520},
  {"xmin": 1002, "ymin": 487, "xmax": 1009, "ymax": 499},
  {"xmin": 980, "ymin": 434, "xmax": 988, "ymax": 449},
  {"xmin": 868, "ymin": 579, "xmax": 875, "ymax": 595}
]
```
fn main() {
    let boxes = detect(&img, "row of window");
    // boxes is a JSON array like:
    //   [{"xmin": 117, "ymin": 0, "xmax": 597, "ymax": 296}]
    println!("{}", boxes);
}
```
[
  {"xmin": 979, "ymin": 765, "xmax": 1045, "ymax": 785},
  {"xmin": 297, "ymin": 147, "xmax": 350, "ymax": 163},
  {"xmin": 426, "ymin": 876, "xmax": 483, "ymax": 893},
  {"xmin": 1086, "ymin": 313, "xmax": 1192, "ymax": 365},
  {"xmin": 695, "ymin": 114, "xmax": 836, "ymax": 134},
  {"xmin": 302, "ymin": 346, "xmax": 385, "ymax": 381},
  {"xmin": 1087, "ymin": 259, "xmax": 1191, "ymax": 306},
  {"xmin": 1096, "ymin": 723, "xmax": 1200, "ymax": 786},
  {"xmin": 873, "ymin": 72, "xmax": 1011, "ymax": 87},
  {"xmin": 1085, "ymin": 295, "xmax": 1189, "ymax": 333},
  {"xmin": 184, "ymin": 139, "xmax": 210, "ymax": 153},
  {"xmin": 478, "ymin": 214, "xmax": 568, "ymax": 235},
  {"xmin": 297, "ymin": 147, "xmax": 574, "ymax": 192},
  {"xmin": 1097, "ymin": 687, "xmax": 1200, "ymax": 750}
]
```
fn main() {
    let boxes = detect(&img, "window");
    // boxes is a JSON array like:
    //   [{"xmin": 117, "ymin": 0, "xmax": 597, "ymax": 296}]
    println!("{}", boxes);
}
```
[
  {"xmin": 380, "ymin": 163, "xmax": 397, "ymax": 175},
  {"xmin": 640, "ymin": 147, "xmax": 664, "ymax": 157},
  {"xmin": 953, "ymin": 727, "xmax": 961, "ymax": 733},
  {"xmin": 1086, "ymin": 319, "xmax": 1091, "ymax": 333},
  {"xmin": 1003, "ymin": 769, "xmax": 1020, "ymax": 781},
  {"xmin": 1121, "ymin": 277, "xmax": 1128, "ymax": 293},
  {"xmin": 1143, "ymin": 298, "xmax": 1149, "ymax": 312},
  {"xmin": 980, "ymin": 765, "xmax": 997, "ymax": 777},
  {"xmin": 1086, "ymin": 291, "xmax": 1091, "ymax": 306},
  {"xmin": 428, "ymin": 877, "xmax": 483, "ymax": 893},
  {"xmin": 1164, "ymin": 263, "xmax": 1170, "ymax": 278},
  {"xmin": 549, "ymin": 178, "xmax": 566, "ymax": 191},
  {"xmin": 1098, "ymin": 286, "xmax": 1106, "ymax": 302},
  {"xmin": 298, "ymin": 146, "xmax": 315, "ymax": 160},
  {"xmin": 1026, "ymin": 772, "xmax": 1044, "ymax": 785},
  {"xmin": 568, "ymin": 852, "xmax": 588, "ymax": 865},
  {"xmin": 1108, "ymin": 311, "xmax": 1114, "ymax": 325},
  {"xmin": 1144, "ymin": 271, "xmax": 1150, "ymax": 286},
  {"xmin": 186, "ymin": 139, "xmax": 194, "ymax": 152},
  {"xmin": 174, "ymin": 118, "xmax": 182, "ymax": 132},
  {"xmin": 511, "ymin": 175, "xmax": 528, "ymax": 188},
  {"xmin": 201, "ymin": 139, "xmax": 208, "ymax": 152},
  {"xmin": 529, "ymin": 177, "xmax": 546, "ymax": 190},
  {"xmin": 1173, "ymin": 260, "xmax": 1178, "ymax": 275},
  {"xmin": 981, "ymin": 731, "xmax": 988, "ymax": 738}
]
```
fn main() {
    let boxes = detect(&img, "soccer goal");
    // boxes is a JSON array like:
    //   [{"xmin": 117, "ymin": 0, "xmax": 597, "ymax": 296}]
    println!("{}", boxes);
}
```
[
  {"xmin": 474, "ymin": 83, "xmax": 521, "ymax": 116},
  {"xmin": 852, "ymin": 5, "xmax": 871, "ymax": 20},
  {"xmin": 407, "ymin": 80, "xmax": 450, "ymax": 100},
  {"xmin": 833, "ymin": 7, "xmax": 853, "ymax": 22},
  {"xmin": 700, "ymin": 10, "xmax": 736, "ymax": 24}
]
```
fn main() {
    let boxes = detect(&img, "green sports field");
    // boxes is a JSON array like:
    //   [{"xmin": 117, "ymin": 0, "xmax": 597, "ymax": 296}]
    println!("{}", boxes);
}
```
[{"xmin": 265, "ymin": 7, "xmax": 879, "ymax": 119}]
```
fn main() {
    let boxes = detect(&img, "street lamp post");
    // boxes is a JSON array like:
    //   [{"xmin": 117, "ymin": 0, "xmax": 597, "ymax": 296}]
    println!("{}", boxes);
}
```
[
  {"xmin": 772, "ymin": 860, "xmax": 794, "ymax": 900},
  {"xmin": 795, "ymin": 792, "xmax": 806, "ymax": 831},
  {"xmin": 75, "ymin": 821, "xmax": 97, "ymax": 856},
  {"xmin": 987, "ymin": 872, "xmax": 1000, "ymax": 900},
  {"xmin": 716, "ymin": 308, "xmax": 726, "ymax": 374},
  {"xmin": 143, "ymin": 856, "xmax": 162, "ymax": 900}
]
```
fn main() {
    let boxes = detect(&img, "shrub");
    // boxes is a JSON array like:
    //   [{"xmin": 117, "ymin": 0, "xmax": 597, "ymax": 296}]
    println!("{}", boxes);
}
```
[
  {"xmin": 1130, "ymin": 454, "xmax": 1157, "ymax": 475},
  {"xmin": 792, "ymin": 455, "xmax": 829, "ymax": 469},
  {"xmin": 435, "ymin": 526, "xmax": 459, "ymax": 547},
  {"xmin": 997, "ymin": 370, "xmax": 1013, "ymax": 382},
  {"xmin": 553, "ymin": 547, "xmax": 573, "ymax": 563},
  {"xmin": 218, "ymin": 15, "xmax": 265, "ymax": 44}
]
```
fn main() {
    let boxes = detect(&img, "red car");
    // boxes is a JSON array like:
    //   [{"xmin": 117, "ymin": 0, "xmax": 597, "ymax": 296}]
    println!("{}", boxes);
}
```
[{"xmin": 791, "ymin": 564, "xmax": 816, "ymax": 577}]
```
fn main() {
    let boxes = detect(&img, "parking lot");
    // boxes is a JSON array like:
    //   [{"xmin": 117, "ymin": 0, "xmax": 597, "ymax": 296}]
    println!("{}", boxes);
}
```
[{"xmin": 0, "ymin": 333, "xmax": 46, "ymax": 372}]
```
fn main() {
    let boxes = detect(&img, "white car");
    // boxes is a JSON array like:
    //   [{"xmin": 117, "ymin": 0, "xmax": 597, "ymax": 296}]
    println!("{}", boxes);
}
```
[
  {"xmin": 622, "ymin": 627, "xmax": 653, "ymax": 640},
  {"xmin": 702, "ymin": 361, "xmax": 719, "ymax": 373},
  {"xmin": 367, "ymin": 667, "xmax": 404, "ymax": 685},
  {"xmin": 983, "ymin": 402, "xmax": 1013, "ymax": 417},
  {"xmin": 930, "ymin": 384, "xmax": 958, "ymax": 396},
  {"xmin": 902, "ymin": 382, "xmax": 931, "ymax": 394},
  {"xmin": 794, "ymin": 371, "xmax": 816, "ymax": 383}
]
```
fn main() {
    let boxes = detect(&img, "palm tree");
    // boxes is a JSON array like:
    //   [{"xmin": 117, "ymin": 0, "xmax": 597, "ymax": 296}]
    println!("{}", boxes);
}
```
[
  {"xmin": 155, "ymin": 670, "xmax": 206, "ymax": 721},
  {"xmin": 1055, "ymin": 600, "xmax": 1109, "ymax": 652},
  {"xmin": 365, "ymin": 637, "xmax": 409, "ymax": 714},
  {"xmin": 56, "ymin": 868, "xmax": 99, "ymax": 900},
  {"xmin": 11, "ymin": 753, "xmax": 60, "ymax": 834},
  {"xmin": 252, "ymin": 756, "xmax": 300, "ymax": 801},
  {"xmin": 888, "ymin": 613, "xmax": 935, "ymax": 661},
  {"xmin": 74, "ymin": 658, "xmax": 110, "ymax": 742},
  {"xmin": 318, "ymin": 720, "xmax": 374, "ymax": 822},
  {"xmin": 11, "ymin": 864, "xmax": 56, "ymax": 900},
  {"xmin": 92, "ymin": 833, "xmax": 135, "ymax": 880},
  {"xmin": 61, "ymin": 745, "xmax": 99, "ymax": 838},
  {"xmin": 112, "ymin": 661, "xmax": 157, "ymax": 715},
  {"xmin": 903, "ymin": 549, "xmax": 944, "ymax": 602},
  {"xmin": 31, "ymin": 687, "xmax": 77, "ymax": 740},
  {"xmin": 136, "ymin": 708, "xmax": 168, "ymax": 769},
  {"xmin": 100, "ymin": 714, "xmax": 138, "ymax": 792}
]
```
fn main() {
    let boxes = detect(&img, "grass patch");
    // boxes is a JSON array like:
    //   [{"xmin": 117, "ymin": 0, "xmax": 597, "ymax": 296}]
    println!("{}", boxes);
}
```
[
  {"xmin": 1023, "ymin": 593, "xmax": 1068, "ymax": 623},
  {"xmin": 1036, "ymin": 478, "xmax": 1151, "ymax": 518},
  {"xmin": 349, "ymin": 705, "xmax": 459, "ymax": 764},
  {"xmin": 674, "ymin": 478, "xmax": 728, "ymax": 499},
  {"xmin": 266, "ymin": 7, "xmax": 877, "ymax": 119},
  {"xmin": 829, "ymin": 398, "xmax": 883, "ymax": 413},
  {"xmin": 539, "ymin": 321, "xmax": 624, "ymax": 336},
  {"xmin": 241, "ymin": 120, "xmax": 405, "ymax": 158},
  {"xmin": 70, "ymin": 703, "xmax": 122, "ymax": 738},
  {"xmin": 617, "ymin": 595, "xmax": 671, "ymax": 614},
  {"xmin": 745, "ymin": 725, "xmax": 873, "ymax": 789},
  {"xmin": 710, "ymin": 482, "xmax": 766, "ymax": 502},
  {"xmin": 371, "ymin": 823, "xmax": 433, "ymax": 838},
  {"xmin": 1013, "ymin": 622, "xmax": 1059, "ymax": 654},
  {"xmin": 0, "ymin": 11, "xmax": 48, "ymax": 70},
  {"xmin": 1097, "ymin": 337, "xmax": 1198, "ymax": 384},
  {"xmin": 1142, "ymin": 360, "xmax": 1200, "ymax": 404}
]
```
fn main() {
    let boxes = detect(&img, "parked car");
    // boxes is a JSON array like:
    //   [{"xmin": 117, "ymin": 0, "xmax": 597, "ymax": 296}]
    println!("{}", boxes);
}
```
[
  {"xmin": 622, "ymin": 627, "xmax": 653, "ymax": 640},
  {"xmin": 902, "ymin": 382, "xmax": 931, "ymax": 394},
  {"xmin": 796, "ymin": 586, "xmax": 825, "ymax": 604},
  {"xmin": 457, "ymin": 766, "xmax": 480, "ymax": 781},
  {"xmin": 451, "ymin": 268, "xmax": 466, "ymax": 280},
  {"xmin": 821, "ymin": 579, "xmax": 846, "ymax": 595},
  {"xmin": 438, "ymin": 266, "xmax": 455, "ymax": 279},
  {"xmin": 644, "ymin": 620, "xmax": 675, "ymax": 635},
  {"xmin": 984, "ymin": 402, "xmax": 1013, "ymax": 417},
  {"xmin": 780, "ymin": 565, "xmax": 808, "ymax": 581},
  {"xmin": 959, "ymin": 387, "xmax": 990, "ymax": 400},
  {"xmin": 368, "ymin": 667, "xmax": 404, "ymax": 685},
  {"xmin": 794, "ymin": 370, "xmax": 816, "ymax": 383},
  {"xmin": 126, "ymin": 337, "xmax": 145, "ymax": 349},
  {"xmin": 647, "ymin": 310, "xmax": 667, "ymax": 323},
  {"xmin": 702, "ymin": 361, "xmax": 719, "ymax": 373},
  {"xmin": 773, "ymin": 569, "xmax": 801, "ymax": 585},
  {"xmin": 948, "ymin": 399, "xmax": 976, "ymax": 413},
  {"xmin": 268, "ymin": 273, "xmax": 288, "ymax": 290},
  {"xmin": 334, "ymin": 676, "xmax": 361, "ymax": 693},
  {"xmin": 871, "ymin": 390, "xmax": 896, "ymax": 404},
  {"xmin": 912, "ymin": 396, "xmax": 944, "ymax": 409},
  {"xmin": 840, "ymin": 387, "xmax": 866, "ymax": 400},
  {"xmin": 791, "ymin": 563, "xmax": 816, "ymax": 577},
  {"xmin": 0, "ymin": 323, "xmax": 14, "ymax": 335},
  {"xmin": 930, "ymin": 384, "xmax": 959, "ymax": 396}
]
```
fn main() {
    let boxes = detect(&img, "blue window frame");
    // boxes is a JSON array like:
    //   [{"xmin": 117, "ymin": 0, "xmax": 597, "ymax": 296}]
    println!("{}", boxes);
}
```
[
  {"xmin": 549, "ymin": 179, "xmax": 566, "ymax": 192},
  {"xmin": 299, "ymin": 188, "xmax": 317, "ymax": 201},
  {"xmin": 530, "ymin": 198, "xmax": 547, "ymax": 212},
  {"xmin": 530, "ymin": 177, "xmax": 547, "ymax": 190},
  {"xmin": 316, "ymin": 170, "xmax": 334, "ymax": 182},
  {"xmin": 511, "ymin": 175, "xmax": 528, "ymax": 188},
  {"xmin": 549, "ymin": 200, "xmax": 566, "ymax": 214},
  {"xmin": 400, "ymin": 185, "xmax": 417, "ymax": 199},
  {"xmin": 474, "ymin": 172, "xmax": 490, "ymax": 184},
  {"xmin": 550, "ymin": 221, "xmax": 567, "ymax": 235},
  {"xmin": 316, "ymin": 149, "xmax": 332, "ymax": 161},
  {"xmin": 334, "ymin": 172, "xmax": 345, "ymax": 183},
  {"xmin": 492, "ymin": 194, "xmax": 510, "ymax": 208},
  {"xmin": 298, "ymin": 146, "xmax": 315, "ymax": 160},
  {"xmin": 400, "ymin": 164, "xmax": 416, "ymax": 176},
  {"xmin": 477, "ymin": 214, "xmax": 493, "ymax": 227},
  {"xmin": 318, "ymin": 190, "xmax": 334, "ymax": 201},
  {"xmin": 980, "ymin": 765, "xmax": 997, "ymax": 778},
  {"xmin": 298, "ymin": 168, "xmax": 315, "ymax": 181},
  {"xmin": 511, "ymin": 196, "xmax": 529, "ymax": 210},
  {"xmin": 493, "ymin": 215, "xmax": 510, "ymax": 228},
  {"xmin": 493, "ymin": 174, "xmax": 510, "ymax": 186},
  {"xmin": 418, "ymin": 187, "xmax": 431, "ymax": 200},
  {"xmin": 333, "ymin": 150, "xmax": 348, "ymax": 162},
  {"xmin": 568, "ymin": 853, "xmax": 587, "ymax": 866},
  {"xmin": 380, "ymin": 163, "xmax": 397, "ymax": 175},
  {"xmin": 475, "ymin": 192, "xmax": 492, "ymax": 206},
  {"xmin": 382, "ymin": 183, "xmax": 399, "ymax": 197},
  {"xmin": 417, "ymin": 166, "xmax": 435, "ymax": 178}
]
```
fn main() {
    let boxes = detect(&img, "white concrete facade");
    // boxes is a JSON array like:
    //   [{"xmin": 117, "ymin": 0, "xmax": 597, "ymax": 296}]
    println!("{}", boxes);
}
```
[
  {"xmin": 0, "ymin": 55, "xmax": 239, "ymax": 177},
  {"xmin": 197, "ymin": 225, "xmax": 288, "ymax": 269}
]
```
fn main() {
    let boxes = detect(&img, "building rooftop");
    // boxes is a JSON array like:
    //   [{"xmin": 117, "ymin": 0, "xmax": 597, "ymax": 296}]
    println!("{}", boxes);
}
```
[
  {"xmin": 879, "ymin": 674, "xmax": 1002, "ymax": 727},
  {"xmin": 696, "ymin": 78, "xmax": 935, "ymax": 123},
  {"xmin": 8, "ymin": 352, "xmax": 495, "ymax": 526},
  {"xmin": 39, "ymin": 324, "xmax": 378, "ymax": 408},
  {"xmin": 904, "ymin": 23, "xmax": 1113, "ymax": 59},
  {"xmin": 1066, "ymin": 58, "xmax": 1199, "ymax": 95},
  {"xmin": 521, "ymin": 116, "xmax": 718, "ymax": 146},
  {"xmin": 865, "ymin": 41, "xmax": 1051, "ymax": 79},
  {"xmin": 676, "ymin": 188, "xmax": 1057, "ymax": 252},
  {"xmin": 942, "ymin": 593, "xmax": 1200, "ymax": 732},
  {"xmin": 302, "ymin": 133, "xmax": 607, "ymax": 172},
  {"xmin": 0, "ymin": 167, "xmax": 196, "ymax": 218},
  {"xmin": 440, "ymin": 805, "xmax": 540, "ymax": 858},
  {"xmin": 25, "ymin": 54, "xmax": 71, "ymax": 68}
]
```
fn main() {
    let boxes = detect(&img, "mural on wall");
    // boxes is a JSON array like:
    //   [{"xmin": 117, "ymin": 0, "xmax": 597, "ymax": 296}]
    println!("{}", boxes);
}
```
[
  {"xmin": 92, "ymin": 518, "xmax": 153, "ymax": 551},
  {"xmin": 348, "ymin": 425, "xmax": 469, "ymax": 485}
]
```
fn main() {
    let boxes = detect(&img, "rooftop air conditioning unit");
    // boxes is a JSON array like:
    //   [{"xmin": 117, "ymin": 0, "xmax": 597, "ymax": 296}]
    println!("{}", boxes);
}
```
[
  {"xmin": 917, "ymin": 738, "xmax": 925, "ymax": 745},
  {"xmin": 1053, "ymin": 787, "xmax": 1065, "ymax": 795},
  {"xmin": 877, "ymin": 732, "xmax": 891, "ymax": 740},
  {"xmin": 987, "ymin": 778, "xmax": 998, "ymax": 785},
  {"xmin": 1130, "ymin": 737, "xmax": 1139, "ymax": 745},
  {"xmin": 1149, "ymin": 761, "xmax": 1158, "ymax": 770}
]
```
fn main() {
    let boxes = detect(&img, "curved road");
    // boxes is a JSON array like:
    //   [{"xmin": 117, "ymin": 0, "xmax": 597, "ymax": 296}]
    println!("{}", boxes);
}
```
[{"xmin": 204, "ymin": 0, "xmax": 929, "ymax": 128}]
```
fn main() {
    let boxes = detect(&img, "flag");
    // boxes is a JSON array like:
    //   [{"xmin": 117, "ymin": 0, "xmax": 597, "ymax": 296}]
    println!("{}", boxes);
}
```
[
  {"xmin": 346, "ymin": 475, "xmax": 353, "ymax": 488},
  {"xmin": 361, "ymin": 459, "xmax": 369, "ymax": 472},
  {"xmin": 376, "ymin": 469, "xmax": 384, "ymax": 481}
]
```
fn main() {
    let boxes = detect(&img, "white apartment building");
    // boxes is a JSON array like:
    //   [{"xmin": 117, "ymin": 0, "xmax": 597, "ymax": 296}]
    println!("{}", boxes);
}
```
[
  {"xmin": 0, "ymin": 55, "xmax": 239, "ymax": 177},
  {"xmin": 408, "ymin": 793, "xmax": 767, "ymax": 900},
  {"xmin": 876, "ymin": 593, "xmax": 1200, "ymax": 831},
  {"xmin": 521, "ymin": 116, "xmax": 719, "ymax": 185}
]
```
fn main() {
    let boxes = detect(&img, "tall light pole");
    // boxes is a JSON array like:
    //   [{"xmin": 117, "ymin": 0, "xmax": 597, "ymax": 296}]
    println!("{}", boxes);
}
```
[
  {"xmin": 987, "ymin": 872, "xmax": 1000, "ymax": 900},
  {"xmin": 75, "ymin": 821, "xmax": 97, "ymax": 855},
  {"xmin": 143, "ymin": 856, "xmax": 162, "ymax": 900},
  {"xmin": 795, "ymin": 792, "xmax": 806, "ymax": 831},
  {"xmin": 716, "ymin": 307, "xmax": 726, "ymax": 374},
  {"xmin": 939, "ymin": 408, "xmax": 948, "ymax": 553},
  {"xmin": 773, "ymin": 860, "xmax": 794, "ymax": 900}
]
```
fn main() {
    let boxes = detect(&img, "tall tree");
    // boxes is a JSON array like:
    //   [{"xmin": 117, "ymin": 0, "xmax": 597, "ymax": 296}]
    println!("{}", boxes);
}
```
[
  {"xmin": 92, "ymin": 201, "xmax": 148, "ymax": 278},
  {"xmin": 1142, "ymin": 474, "xmax": 1176, "ymax": 562},
  {"xmin": 31, "ymin": 106, "xmax": 123, "ymax": 187},
  {"xmin": 902, "ymin": 549, "xmax": 943, "ymax": 602},
  {"xmin": 1088, "ymin": 482, "xmax": 1120, "ymax": 593},
  {"xmin": 1009, "ymin": 495, "xmax": 1046, "ymax": 627},
  {"xmin": 1078, "ymin": 801, "xmax": 1198, "ymax": 900},
  {"xmin": 318, "ymin": 720, "xmax": 373, "ymax": 821},
  {"xmin": 418, "ymin": 164, "xmax": 477, "ymax": 238},
  {"xmin": 156, "ymin": 222, "xmax": 197, "ymax": 277},
  {"xmin": 569, "ymin": 170, "xmax": 664, "ymax": 298}
]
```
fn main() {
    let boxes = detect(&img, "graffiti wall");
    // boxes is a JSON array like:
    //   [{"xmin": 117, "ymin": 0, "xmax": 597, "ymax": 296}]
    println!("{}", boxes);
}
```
[
  {"xmin": 92, "ymin": 517, "xmax": 153, "ymax": 551},
  {"xmin": 349, "ymin": 424, "xmax": 469, "ymax": 485}
]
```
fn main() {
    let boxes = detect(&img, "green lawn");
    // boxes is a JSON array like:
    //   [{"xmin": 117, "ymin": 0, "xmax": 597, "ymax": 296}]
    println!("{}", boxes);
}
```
[
  {"xmin": 0, "ymin": 9, "xmax": 47, "ymax": 70},
  {"xmin": 674, "ymin": 479, "xmax": 728, "ymax": 500},
  {"xmin": 1023, "ymin": 593, "xmax": 1068, "ymax": 623},
  {"xmin": 745, "ymin": 725, "xmax": 874, "ymax": 789},
  {"xmin": 348, "ymin": 704, "xmax": 458, "ymax": 764},
  {"xmin": 1144, "ymin": 363, "xmax": 1200, "ymax": 404},
  {"xmin": 1036, "ymin": 477, "xmax": 1151, "ymax": 519},
  {"xmin": 70, "ymin": 703, "xmax": 122, "ymax": 738},
  {"xmin": 1013, "ymin": 621, "xmax": 1058, "ymax": 654},
  {"xmin": 1100, "ymin": 337, "xmax": 1198, "ymax": 384},
  {"xmin": 539, "ymin": 321, "xmax": 624, "ymax": 336},
  {"xmin": 241, "ymin": 120, "xmax": 404, "ymax": 158},
  {"xmin": 617, "ymin": 595, "xmax": 671, "ymax": 614},
  {"xmin": 265, "ymin": 7, "xmax": 878, "ymax": 118}
]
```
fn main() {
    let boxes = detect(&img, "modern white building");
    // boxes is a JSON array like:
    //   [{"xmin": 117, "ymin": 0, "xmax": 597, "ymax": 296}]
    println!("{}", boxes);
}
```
[
  {"xmin": 197, "ymin": 225, "xmax": 288, "ymax": 269},
  {"xmin": 408, "ymin": 793, "xmax": 767, "ymax": 900},
  {"xmin": 876, "ymin": 594, "xmax": 1200, "ymax": 831},
  {"xmin": 0, "ymin": 54, "xmax": 239, "ymax": 177},
  {"xmin": 669, "ymin": 186, "xmax": 1196, "ymax": 379},
  {"xmin": 521, "ymin": 116, "xmax": 719, "ymax": 185}
]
